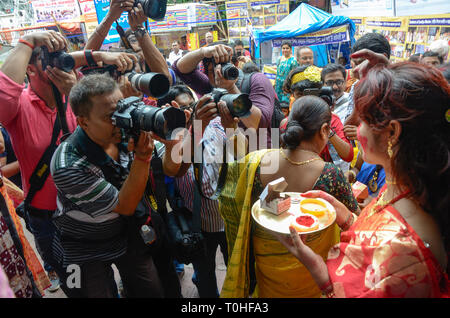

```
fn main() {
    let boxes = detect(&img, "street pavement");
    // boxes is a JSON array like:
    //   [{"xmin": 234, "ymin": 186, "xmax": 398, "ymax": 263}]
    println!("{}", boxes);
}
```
[{"xmin": 21, "ymin": 219, "xmax": 226, "ymax": 298}]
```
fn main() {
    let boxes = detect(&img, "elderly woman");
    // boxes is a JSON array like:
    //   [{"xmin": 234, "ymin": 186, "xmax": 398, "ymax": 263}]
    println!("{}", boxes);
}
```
[{"xmin": 277, "ymin": 53, "xmax": 450, "ymax": 297}]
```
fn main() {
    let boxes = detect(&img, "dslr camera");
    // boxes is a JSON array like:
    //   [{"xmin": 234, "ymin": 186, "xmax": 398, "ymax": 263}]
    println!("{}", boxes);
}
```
[
  {"xmin": 40, "ymin": 46, "xmax": 75, "ymax": 73},
  {"xmin": 303, "ymin": 86, "xmax": 335, "ymax": 107},
  {"xmin": 192, "ymin": 88, "xmax": 252, "ymax": 119},
  {"xmin": 112, "ymin": 96, "xmax": 186, "ymax": 142},
  {"xmin": 133, "ymin": 0, "xmax": 167, "ymax": 21},
  {"xmin": 220, "ymin": 63, "xmax": 240, "ymax": 80}
]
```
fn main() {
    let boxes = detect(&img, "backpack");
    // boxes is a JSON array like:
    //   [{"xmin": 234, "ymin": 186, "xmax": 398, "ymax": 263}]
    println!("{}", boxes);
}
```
[{"xmin": 237, "ymin": 71, "xmax": 285, "ymax": 128}]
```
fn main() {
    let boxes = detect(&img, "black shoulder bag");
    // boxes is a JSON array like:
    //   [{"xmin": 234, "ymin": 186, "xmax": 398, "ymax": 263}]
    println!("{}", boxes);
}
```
[{"xmin": 165, "ymin": 176, "xmax": 206, "ymax": 265}]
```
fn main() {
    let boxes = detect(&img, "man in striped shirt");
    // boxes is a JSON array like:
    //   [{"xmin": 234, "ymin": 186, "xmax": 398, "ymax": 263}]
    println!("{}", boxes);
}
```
[{"xmin": 50, "ymin": 74, "xmax": 175, "ymax": 297}]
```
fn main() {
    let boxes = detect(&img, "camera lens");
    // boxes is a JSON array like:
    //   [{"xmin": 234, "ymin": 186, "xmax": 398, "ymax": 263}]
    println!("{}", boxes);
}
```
[
  {"xmin": 53, "ymin": 52, "xmax": 75, "ymax": 73},
  {"xmin": 221, "ymin": 63, "xmax": 239, "ymax": 80},
  {"xmin": 126, "ymin": 72, "xmax": 170, "ymax": 98},
  {"xmin": 135, "ymin": 0, "xmax": 167, "ymax": 21}
]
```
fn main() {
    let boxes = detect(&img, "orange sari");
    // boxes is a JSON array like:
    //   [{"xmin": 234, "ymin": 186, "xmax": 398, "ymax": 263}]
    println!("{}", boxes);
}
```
[
  {"xmin": 326, "ymin": 188, "xmax": 449, "ymax": 298},
  {"xmin": 0, "ymin": 183, "xmax": 51, "ymax": 295}
]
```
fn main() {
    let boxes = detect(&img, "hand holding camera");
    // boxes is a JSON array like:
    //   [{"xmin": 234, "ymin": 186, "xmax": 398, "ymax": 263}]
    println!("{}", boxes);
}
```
[
  {"xmin": 128, "ymin": 130, "xmax": 154, "ymax": 163},
  {"xmin": 107, "ymin": 0, "xmax": 135, "ymax": 21},
  {"xmin": 201, "ymin": 44, "xmax": 234, "ymax": 64},
  {"xmin": 23, "ymin": 30, "xmax": 67, "ymax": 53},
  {"xmin": 96, "ymin": 51, "xmax": 138, "ymax": 72},
  {"xmin": 45, "ymin": 67, "xmax": 77, "ymax": 96},
  {"xmin": 128, "ymin": 3, "xmax": 148, "ymax": 31},
  {"xmin": 194, "ymin": 95, "xmax": 219, "ymax": 133}
]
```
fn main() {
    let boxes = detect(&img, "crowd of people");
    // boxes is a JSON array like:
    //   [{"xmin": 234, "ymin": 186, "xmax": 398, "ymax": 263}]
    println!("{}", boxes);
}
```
[{"xmin": 0, "ymin": 0, "xmax": 449, "ymax": 298}]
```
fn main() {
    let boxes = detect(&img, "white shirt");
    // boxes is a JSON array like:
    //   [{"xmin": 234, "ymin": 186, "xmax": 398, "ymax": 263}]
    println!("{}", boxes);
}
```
[
  {"xmin": 168, "ymin": 50, "xmax": 183, "ymax": 65},
  {"xmin": 333, "ymin": 92, "xmax": 350, "ymax": 124}
]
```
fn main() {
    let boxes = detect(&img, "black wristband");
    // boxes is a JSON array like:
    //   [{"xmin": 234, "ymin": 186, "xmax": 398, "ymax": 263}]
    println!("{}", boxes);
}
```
[{"xmin": 84, "ymin": 50, "xmax": 97, "ymax": 67}]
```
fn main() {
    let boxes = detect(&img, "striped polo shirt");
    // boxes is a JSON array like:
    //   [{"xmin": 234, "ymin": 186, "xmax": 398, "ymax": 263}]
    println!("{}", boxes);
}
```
[
  {"xmin": 175, "ymin": 117, "xmax": 226, "ymax": 232},
  {"xmin": 50, "ymin": 127, "xmax": 130, "ymax": 267}
]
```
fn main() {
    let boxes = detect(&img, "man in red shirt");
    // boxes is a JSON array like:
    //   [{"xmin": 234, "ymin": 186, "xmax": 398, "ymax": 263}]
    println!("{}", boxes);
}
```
[{"xmin": 0, "ymin": 30, "xmax": 136, "ymax": 294}]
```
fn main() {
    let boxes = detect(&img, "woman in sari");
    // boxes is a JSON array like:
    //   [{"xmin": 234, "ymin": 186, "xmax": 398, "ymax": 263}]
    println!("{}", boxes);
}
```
[
  {"xmin": 274, "ymin": 41, "xmax": 298, "ymax": 104},
  {"xmin": 219, "ymin": 96, "xmax": 359, "ymax": 298},
  {"xmin": 276, "ymin": 54, "xmax": 449, "ymax": 297}
]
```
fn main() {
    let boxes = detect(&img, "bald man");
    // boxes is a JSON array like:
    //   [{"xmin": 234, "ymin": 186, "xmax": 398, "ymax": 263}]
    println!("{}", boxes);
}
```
[{"xmin": 297, "ymin": 47, "xmax": 314, "ymax": 66}]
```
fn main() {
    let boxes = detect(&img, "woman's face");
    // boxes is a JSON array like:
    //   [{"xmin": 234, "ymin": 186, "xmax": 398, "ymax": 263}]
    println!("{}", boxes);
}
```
[
  {"xmin": 357, "ymin": 121, "xmax": 389, "ymax": 165},
  {"xmin": 282, "ymin": 45, "xmax": 291, "ymax": 58}
]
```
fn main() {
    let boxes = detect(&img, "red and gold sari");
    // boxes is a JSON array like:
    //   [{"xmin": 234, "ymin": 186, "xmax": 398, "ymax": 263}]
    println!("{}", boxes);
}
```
[{"xmin": 326, "ymin": 187, "xmax": 449, "ymax": 298}]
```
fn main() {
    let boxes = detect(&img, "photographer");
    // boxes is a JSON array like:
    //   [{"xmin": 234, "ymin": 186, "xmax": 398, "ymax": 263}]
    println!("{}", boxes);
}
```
[
  {"xmin": 85, "ymin": 0, "xmax": 174, "ymax": 86},
  {"xmin": 173, "ymin": 43, "xmax": 277, "ymax": 148},
  {"xmin": 282, "ymin": 65, "xmax": 354, "ymax": 169},
  {"xmin": 50, "ymin": 73, "xmax": 183, "ymax": 297},
  {"xmin": 0, "ymin": 30, "xmax": 138, "ymax": 294}
]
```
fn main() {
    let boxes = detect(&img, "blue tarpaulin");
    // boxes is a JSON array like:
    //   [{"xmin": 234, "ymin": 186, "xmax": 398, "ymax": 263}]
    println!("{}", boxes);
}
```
[{"xmin": 252, "ymin": 3, "xmax": 356, "ymax": 67}]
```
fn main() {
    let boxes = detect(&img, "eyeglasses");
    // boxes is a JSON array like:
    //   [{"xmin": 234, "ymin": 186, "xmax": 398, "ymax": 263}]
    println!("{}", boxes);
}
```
[{"xmin": 325, "ymin": 79, "xmax": 345, "ymax": 86}]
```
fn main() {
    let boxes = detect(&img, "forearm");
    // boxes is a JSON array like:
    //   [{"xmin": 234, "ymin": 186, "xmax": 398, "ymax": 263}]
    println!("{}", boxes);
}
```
[
  {"xmin": 0, "ymin": 161, "xmax": 20, "ymax": 178},
  {"xmin": 329, "ymin": 134, "xmax": 353, "ymax": 162},
  {"xmin": 114, "ymin": 159, "xmax": 149, "ymax": 215},
  {"xmin": 239, "ymin": 106, "xmax": 261, "ymax": 130},
  {"xmin": 0, "ymin": 42, "xmax": 33, "ymax": 85},
  {"xmin": 176, "ymin": 48, "xmax": 205, "ymax": 74},
  {"xmin": 85, "ymin": 15, "xmax": 115, "ymax": 50},
  {"xmin": 138, "ymin": 33, "xmax": 171, "ymax": 84}
]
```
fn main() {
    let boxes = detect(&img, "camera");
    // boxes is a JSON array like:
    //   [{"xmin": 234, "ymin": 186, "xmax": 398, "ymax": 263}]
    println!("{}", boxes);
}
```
[
  {"xmin": 112, "ymin": 96, "xmax": 186, "ymax": 141},
  {"xmin": 303, "ymin": 86, "xmax": 335, "ymax": 107},
  {"xmin": 79, "ymin": 66, "xmax": 170, "ymax": 99},
  {"xmin": 125, "ymin": 71, "xmax": 170, "ymax": 98},
  {"xmin": 134, "ymin": 0, "xmax": 167, "ymax": 21},
  {"xmin": 40, "ymin": 46, "xmax": 75, "ymax": 73},
  {"xmin": 220, "ymin": 63, "xmax": 239, "ymax": 80},
  {"xmin": 209, "ymin": 88, "xmax": 252, "ymax": 118}
]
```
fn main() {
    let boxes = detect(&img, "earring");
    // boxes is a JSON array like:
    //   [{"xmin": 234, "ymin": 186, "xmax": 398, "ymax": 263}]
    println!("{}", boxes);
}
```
[{"xmin": 387, "ymin": 140, "xmax": 393, "ymax": 158}]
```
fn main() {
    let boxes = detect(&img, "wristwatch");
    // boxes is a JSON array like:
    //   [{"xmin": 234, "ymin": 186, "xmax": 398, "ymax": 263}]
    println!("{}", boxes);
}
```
[{"xmin": 132, "ymin": 26, "xmax": 148, "ymax": 39}]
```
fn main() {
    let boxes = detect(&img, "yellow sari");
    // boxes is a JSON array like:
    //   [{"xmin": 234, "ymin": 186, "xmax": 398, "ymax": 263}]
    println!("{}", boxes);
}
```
[{"xmin": 219, "ymin": 150, "xmax": 340, "ymax": 298}]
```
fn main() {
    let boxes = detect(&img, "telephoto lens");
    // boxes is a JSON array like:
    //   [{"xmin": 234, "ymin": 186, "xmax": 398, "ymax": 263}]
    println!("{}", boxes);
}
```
[
  {"xmin": 210, "ymin": 88, "xmax": 252, "ymax": 118},
  {"xmin": 113, "ymin": 96, "xmax": 186, "ymax": 140},
  {"xmin": 126, "ymin": 72, "xmax": 170, "ymax": 98},
  {"xmin": 134, "ymin": 0, "xmax": 167, "ymax": 21},
  {"xmin": 220, "ymin": 63, "xmax": 239, "ymax": 80}
]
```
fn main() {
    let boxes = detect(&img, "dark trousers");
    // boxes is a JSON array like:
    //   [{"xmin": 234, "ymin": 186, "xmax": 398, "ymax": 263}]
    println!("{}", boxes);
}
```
[
  {"xmin": 192, "ymin": 231, "xmax": 228, "ymax": 298},
  {"xmin": 60, "ymin": 253, "xmax": 164, "ymax": 298},
  {"xmin": 23, "ymin": 209, "xmax": 57, "ymax": 273}
]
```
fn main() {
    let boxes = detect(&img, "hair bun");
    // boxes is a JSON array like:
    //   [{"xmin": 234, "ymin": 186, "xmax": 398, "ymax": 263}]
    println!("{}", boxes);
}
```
[{"xmin": 282, "ymin": 120, "xmax": 304, "ymax": 149}]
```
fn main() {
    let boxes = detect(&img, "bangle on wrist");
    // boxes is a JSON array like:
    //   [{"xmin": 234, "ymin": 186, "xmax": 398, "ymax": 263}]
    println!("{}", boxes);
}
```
[
  {"xmin": 319, "ymin": 279, "xmax": 334, "ymax": 298},
  {"xmin": 134, "ymin": 155, "xmax": 151, "ymax": 163},
  {"xmin": 328, "ymin": 128, "xmax": 336, "ymax": 139},
  {"xmin": 340, "ymin": 212, "xmax": 356, "ymax": 231},
  {"xmin": 18, "ymin": 38, "xmax": 35, "ymax": 50}
]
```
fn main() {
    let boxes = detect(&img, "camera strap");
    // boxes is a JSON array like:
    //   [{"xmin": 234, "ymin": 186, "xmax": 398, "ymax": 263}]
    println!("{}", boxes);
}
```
[
  {"xmin": 192, "ymin": 129, "xmax": 228, "ymax": 201},
  {"xmin": 115, "ymin": 21, "xmax": 133, "ymax": 51},
  {"xmin": 24, "ymin": 84, "xmax": 69, "ymax": 209}
]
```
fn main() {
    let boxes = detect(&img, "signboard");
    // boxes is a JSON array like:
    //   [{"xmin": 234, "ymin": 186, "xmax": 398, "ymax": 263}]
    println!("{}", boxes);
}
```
[
  {"xmin": 226, "ymin": 0, "xmax": 289, "ymax": 46},
  {"xmin": 31, "ymin": 0, "xmax": 81, "ymax": 24},
  {"xmin": 79, "ymin": 0, "xmax": 98, "ymax": 38},
  {"xmin": 331, "ymin": 0, "xmax": 394, "ymax": 17},
  {"xmin": 272, "ymin": 26, "xmax": 350, "ymax": 47},
  {"xmin": 395, "ymin": 0, "xmax": 450, "ymax": 17},
  {"xmin": 93, "ymin": 0, "xmax": 130, "ymax": 44}
]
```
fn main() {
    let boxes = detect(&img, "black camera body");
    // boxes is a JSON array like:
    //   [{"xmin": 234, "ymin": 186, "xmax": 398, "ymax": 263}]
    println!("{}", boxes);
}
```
[
  {"xmin": 112, "ymin": 96, "xmax": 186, "ymax": 141},
  {"xmin": 40, "ymin": 46, "xmax": 75, "ymax": 73},
  {"xmin": 209, "ymin": 88, "xmax": 252, "ymax": 118},
  {"xmin": 303, "ymin": 86, "xmax": 335, "ymax": 107},
  {"xmin": 134, "ymin": 0, "xmax": 167, "ymax": 21}
]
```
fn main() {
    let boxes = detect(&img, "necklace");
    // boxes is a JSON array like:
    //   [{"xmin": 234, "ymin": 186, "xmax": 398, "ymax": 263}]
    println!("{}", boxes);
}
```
[
  {"xmin": 367, "ymin": 188, "xmax": 411, "ymax": 218},
  {"xmin": 280, "ymin": 149, "xmax": 322, "ymax": 166}
]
